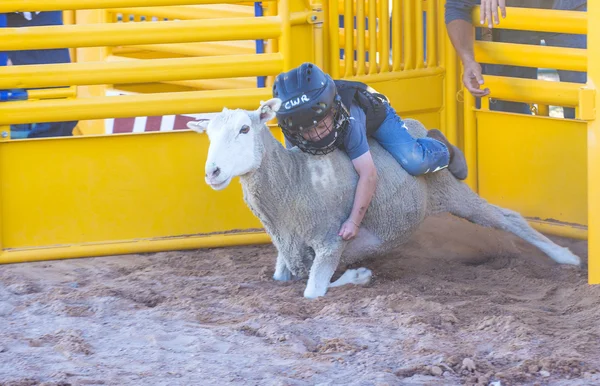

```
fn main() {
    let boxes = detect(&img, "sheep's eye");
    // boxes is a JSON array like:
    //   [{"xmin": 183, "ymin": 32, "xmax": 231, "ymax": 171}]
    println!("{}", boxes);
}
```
[{"xmin": 239, "ymin": 125, "xmax": 250, "ymax": 134}]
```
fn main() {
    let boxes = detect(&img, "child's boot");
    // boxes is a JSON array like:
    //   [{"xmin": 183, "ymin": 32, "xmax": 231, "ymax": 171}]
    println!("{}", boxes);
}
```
[{"xmin": 426, "ymin": 129, "xmax": 468, "ymax": 180}]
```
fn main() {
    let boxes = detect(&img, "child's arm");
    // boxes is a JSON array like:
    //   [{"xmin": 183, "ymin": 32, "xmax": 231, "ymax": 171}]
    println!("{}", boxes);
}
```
[{"xmin": 339, "ymin": 151, "xmax": 378, "ymax": 240}]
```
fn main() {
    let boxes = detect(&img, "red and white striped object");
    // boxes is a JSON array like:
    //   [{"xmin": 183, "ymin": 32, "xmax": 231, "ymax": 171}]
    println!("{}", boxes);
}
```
[
  {"xmin": 104, "ymin": 90, "xmax": 218, "ymax": 134},
  {"xmin": 106, "ymin": 114, "xmax": 209, "ymax": 134}
]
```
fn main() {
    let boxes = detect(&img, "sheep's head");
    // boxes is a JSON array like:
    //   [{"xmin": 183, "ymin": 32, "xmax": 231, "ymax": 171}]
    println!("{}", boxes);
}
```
[{"xmin": 187, "ymin": 98, "xmax": 282, "ymax": 190}]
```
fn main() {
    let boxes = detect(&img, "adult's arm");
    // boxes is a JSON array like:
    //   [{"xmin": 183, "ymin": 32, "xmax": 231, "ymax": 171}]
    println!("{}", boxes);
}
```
[{"xmin": 445, "ymin": 0, "xmax": 496, "ymax": 97}]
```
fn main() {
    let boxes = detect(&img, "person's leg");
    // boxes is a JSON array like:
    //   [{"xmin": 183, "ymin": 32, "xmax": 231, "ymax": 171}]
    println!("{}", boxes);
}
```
[{"xmin": 371, "ymin": 104, "xmax": 467, "ymax": 179}]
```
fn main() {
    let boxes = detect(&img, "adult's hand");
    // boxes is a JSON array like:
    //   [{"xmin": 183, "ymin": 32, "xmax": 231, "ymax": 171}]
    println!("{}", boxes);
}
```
[
  {"xmin": 480, "ymin": 0, "xmax": 506, "ymax": 28},
  {"xmin": 463, "ymin": 60, "xmax": 490, "ymax": 97}
]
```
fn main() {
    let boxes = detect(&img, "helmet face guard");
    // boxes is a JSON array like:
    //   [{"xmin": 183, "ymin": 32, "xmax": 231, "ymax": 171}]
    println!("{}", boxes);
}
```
[
  {"xmin": 281, "ymin": 96, "xmax": 350, "ymax": 155},
  {"xmin": 273, "ymin": 63, "xmax": 349, "ymax": 155}
]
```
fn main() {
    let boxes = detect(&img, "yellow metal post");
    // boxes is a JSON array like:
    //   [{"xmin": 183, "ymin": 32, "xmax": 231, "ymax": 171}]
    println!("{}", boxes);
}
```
[
  {"xmin": 537, "ymin": 104, "xmax": 550, "ymax": 117},
  {"xmin": 588, "ymin": 1, "xmax": 599, "ymax": 284},
  {"xmin": 402, "ymin": 0, "xmax": 414, "ymax": 70},
  {"xmin": 0, "ymin": 126, "xmax": 5, "ymax": 254},
  {"xmin": 343, "ymin": 0, "xmax": 354, "ymax": 76},
  {"xmin": 312, "ymin": 2, "xmax": 326, "ymax": 71},
  {"xmin": 327, "ymin": 0, "xmax": 340, "ymax": 78},
  {"xmin": 313, "ymin": 14, "xmax": 325, "ymax": 70},
  {"xmin": 74, "ymin": 9, "xmax": 110, "ymax": 136},
  {"xmin": 355, "ymin": 0, "xmax": 366, "ymax": 75},
  {"xmin": 367, "ymin": 0, "xmax": 377, "ymax": 75},
  {"xmin": 391, "ymin": 0, "xmax": 401, "ymax": 71},
  {"xmin": 444, "ymin": 32, "xmax": 459, "ymax": 145},
  {"xmin": 426, "ymin": 0, "xmax": 437, "ymax": 68},
  {"xmin": 463, "ymin": 74, "xmax": 477, "ymax": 192},
  {"xmin": 264, "ymin": 0, "xmax": 279, "ymax": 87},
  {"xmin": 415, "ymin": 0, "xmax": 424, "ymax": 69},
  {"xmin": 379, "ymin": 0, "xmax": 390, "ymax": 73},
  {"xmin": 280, "ymin": 0, "xmax": 292, "ymax": 71}
]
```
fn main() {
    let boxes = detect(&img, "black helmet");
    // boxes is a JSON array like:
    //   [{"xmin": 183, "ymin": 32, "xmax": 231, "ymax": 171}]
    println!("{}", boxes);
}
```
[{"xmin": 272, "ymin": 62, "xmax": 350, "ymax": 155}]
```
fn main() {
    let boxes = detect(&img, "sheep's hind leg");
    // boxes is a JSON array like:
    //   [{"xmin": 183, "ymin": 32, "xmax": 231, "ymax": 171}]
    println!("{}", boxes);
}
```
[
  {"xmin": 446, "ymin": 187, "xmax": 581, "ymax": 266},
  {"xmin": 329, "ymin": 267, "xmax": 373, "ymax": 288}
]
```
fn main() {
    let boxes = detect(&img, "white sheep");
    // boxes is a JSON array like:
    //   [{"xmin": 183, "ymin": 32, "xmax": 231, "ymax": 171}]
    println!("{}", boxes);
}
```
[{"xmin": 187, "ymin": 98, "xmax": 581, "ymax": 299}]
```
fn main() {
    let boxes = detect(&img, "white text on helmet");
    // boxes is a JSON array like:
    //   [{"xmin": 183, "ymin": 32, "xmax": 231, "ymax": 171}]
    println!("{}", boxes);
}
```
[{"xmin": 284, "ymin": 94, "xmax": 310, "ymax": 109}]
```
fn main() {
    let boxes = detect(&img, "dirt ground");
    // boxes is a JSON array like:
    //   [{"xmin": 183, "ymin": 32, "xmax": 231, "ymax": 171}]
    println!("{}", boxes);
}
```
[{"xmin": 0, "ymin": 213, "xmax": 598, "ymax": 386}]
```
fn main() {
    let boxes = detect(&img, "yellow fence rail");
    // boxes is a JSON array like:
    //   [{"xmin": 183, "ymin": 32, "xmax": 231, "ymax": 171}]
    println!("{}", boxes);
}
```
[
  {"xmin": 0, "ymin": 54, "xmax": 283, "ymax": 88},
  {"xmin": 0, "ymin": 0, "xmax": 270, "ymax": 12},
  {"xmin": 0, "ymin": 18, "xmax": 283, "ymax": 50}
]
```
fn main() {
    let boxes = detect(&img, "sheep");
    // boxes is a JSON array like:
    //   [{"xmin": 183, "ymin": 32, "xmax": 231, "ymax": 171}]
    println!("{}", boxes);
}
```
[{"xmin": 187, "ymin": 98, "xmax": 581, "ymax": 299}]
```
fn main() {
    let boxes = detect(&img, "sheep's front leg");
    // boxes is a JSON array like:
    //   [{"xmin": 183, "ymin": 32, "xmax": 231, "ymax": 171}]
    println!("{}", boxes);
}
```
[
  {"xmin": 273, "ymin": 253, "xmax": 293, "ymax": 281},
  {"xmin": 304, "ymin": 246, "xmax": 342, "ymax": 299}
]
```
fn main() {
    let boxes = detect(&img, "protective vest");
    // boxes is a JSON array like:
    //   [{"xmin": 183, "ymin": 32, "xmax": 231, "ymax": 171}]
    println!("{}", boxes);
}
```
[{"xmin": 334, "ymin": 79, "xmax": 389, "ymax": 136}]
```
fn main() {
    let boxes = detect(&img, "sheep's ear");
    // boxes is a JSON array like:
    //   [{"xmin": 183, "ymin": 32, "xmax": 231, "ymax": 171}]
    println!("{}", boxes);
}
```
[
  {"xmin": 258, "ymin": 98, "xmax": 282, "ymax": 124},
  {"xmin": 186, "ymin": 119, "xmax": 209, "ymax": 133}
]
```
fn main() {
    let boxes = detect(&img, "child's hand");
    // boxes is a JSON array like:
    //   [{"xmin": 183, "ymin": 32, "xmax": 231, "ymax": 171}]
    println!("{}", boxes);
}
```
[{"xmin": 339, "ymin": 218, "xmax": 359, "ymax": 240}]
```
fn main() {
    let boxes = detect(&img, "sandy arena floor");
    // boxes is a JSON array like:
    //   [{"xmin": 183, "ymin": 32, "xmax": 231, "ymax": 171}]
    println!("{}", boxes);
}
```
[{"xmin": 0, "ymin": 214, "xmax": 598, "ymax": 386}]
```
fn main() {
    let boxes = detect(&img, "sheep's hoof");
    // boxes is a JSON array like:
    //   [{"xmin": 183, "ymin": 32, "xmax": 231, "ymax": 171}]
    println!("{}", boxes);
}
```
[
  {"xmin": 303, "ymin": 285, "xmax": 327, "ymax": 299},
  {"xmin": 329, "ymin": 267, "xmax": 373, "ymax": 288},
  {"xmin": 351, "ymin": 267, "xmax": 373, "ymax": 285},
  {"xmin": 273, "ymin": 270, "xmax": 293, "ymax": 281},
  {"xmin": 553, "ymin": 248, "xmax": 581, "ymax": 266}
]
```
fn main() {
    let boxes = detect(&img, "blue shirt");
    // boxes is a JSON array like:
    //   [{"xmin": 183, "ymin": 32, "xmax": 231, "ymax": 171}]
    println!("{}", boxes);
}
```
[
  {"xmin": 343, "ymin": 102, "xmax": 370, "ymax": 160},
  {"xmin": 445, "ymin": 0, "xmax": 586, "ymax": 25}
]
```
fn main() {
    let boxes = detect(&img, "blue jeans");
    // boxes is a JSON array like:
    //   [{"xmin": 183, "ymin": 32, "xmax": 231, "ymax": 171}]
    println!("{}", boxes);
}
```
[{"xmin": 372, "ymin": 104, "xmax": 449, "ymax": 176}]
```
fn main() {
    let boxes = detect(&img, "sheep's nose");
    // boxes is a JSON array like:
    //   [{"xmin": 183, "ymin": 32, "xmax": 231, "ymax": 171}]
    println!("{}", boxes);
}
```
[{"xmin": 206, "ymin": 166, "xmax": 221, "ymax": 178}]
